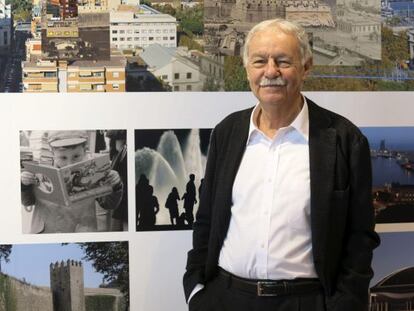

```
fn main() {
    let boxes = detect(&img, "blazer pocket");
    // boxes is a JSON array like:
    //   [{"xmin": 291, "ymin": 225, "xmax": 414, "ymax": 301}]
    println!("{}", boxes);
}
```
[{"xmin": 331, "ymin": 186, "xmax": 350, "ymax": 207}]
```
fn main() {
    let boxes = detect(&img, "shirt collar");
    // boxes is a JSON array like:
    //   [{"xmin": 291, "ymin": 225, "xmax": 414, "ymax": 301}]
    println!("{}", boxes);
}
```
[{"xmin": 247, "ymin": 96, "xmax": 309, "ymax": 144}]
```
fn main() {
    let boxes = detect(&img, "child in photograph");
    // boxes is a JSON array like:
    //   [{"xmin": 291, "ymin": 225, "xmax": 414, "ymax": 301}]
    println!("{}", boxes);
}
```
[{"xmin": 21, "ymin": 131, "xmax": 123, "ymax": 233}]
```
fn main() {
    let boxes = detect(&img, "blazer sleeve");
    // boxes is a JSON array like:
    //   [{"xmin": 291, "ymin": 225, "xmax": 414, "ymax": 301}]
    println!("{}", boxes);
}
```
[
  {"xmin": 183, "ymin": 128, "xmax": 218, "ymax": 301},
  {"xmin": 327, "ymin": 135, "xmax": 380, "ymax": 311}
]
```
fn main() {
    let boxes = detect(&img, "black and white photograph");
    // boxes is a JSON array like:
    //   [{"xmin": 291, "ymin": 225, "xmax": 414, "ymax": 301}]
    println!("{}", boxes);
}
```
[
  {"xmin": 135, "ymin": 129, "xmax": 212, "ymax": 231},
  {"xmin": 19, "ymin": 129, "xmax": 128, "ymax": 234},
  {"xmin": 360, "ymin": 127, "xmax": 414, "ymax": 226},
  {"xmin": 0, "ymin": 241, "xmax": 129, "ymax": 311}
]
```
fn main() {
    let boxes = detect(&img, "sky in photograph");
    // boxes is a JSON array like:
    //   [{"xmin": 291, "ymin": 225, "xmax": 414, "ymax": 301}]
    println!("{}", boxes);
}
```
[
  {"xmin": 360, "ymin": 127, "xmax": 414, "ymax": 151},
  {"xmin": 370, "ymin": 231, "xmax": 414, "ymax": 286},
  {"xmin": 1, "ymin": 243, "xmax": 105, "ymax": 288}
]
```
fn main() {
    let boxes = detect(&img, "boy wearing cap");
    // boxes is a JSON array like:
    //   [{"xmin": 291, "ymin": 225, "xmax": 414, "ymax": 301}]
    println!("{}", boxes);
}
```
[{"xmin": 21, "ymin": 131, "xmax": 123, "ymax": 233}]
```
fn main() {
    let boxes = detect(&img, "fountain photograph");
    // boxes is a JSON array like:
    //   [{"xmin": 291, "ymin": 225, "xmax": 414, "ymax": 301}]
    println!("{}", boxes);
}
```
[{"xmin": 135, "ymin": 129, "xmax": 212, "ymax": 231}]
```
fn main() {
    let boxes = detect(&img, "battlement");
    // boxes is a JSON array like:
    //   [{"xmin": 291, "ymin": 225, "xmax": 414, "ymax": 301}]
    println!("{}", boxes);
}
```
[{"xmin": 50, "ymin": 259, "xmax": 83, "ymax": 270}]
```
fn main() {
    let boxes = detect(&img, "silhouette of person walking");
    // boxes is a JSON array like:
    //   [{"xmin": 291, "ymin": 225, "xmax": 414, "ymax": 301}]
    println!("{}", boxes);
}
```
[
  {"xmin": 182, "ymin": 174, "xmax": 197, "ymax": 226},
  {"xmin": 136, "ymin": 174, "xmax": 159, "ymax": 229},
  {"xmin": 165, "ymin": 187, "xmax": 180, "ymax": 225}
]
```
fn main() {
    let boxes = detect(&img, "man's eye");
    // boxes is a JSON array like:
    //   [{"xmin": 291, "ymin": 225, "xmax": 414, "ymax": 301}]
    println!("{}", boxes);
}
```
[
  {"xmin": 278, "ymin": 60, "xmax": 291, "ymax": 68},
  {"xmin": 252, "ymin": 59, "xmax": 265, "ymax": 65}
]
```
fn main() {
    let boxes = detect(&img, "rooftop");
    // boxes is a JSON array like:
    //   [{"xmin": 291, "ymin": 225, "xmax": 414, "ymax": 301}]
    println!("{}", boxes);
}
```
[{"xmin": 139, "ymin": 44, "xmax": 198, "ymax": 70}]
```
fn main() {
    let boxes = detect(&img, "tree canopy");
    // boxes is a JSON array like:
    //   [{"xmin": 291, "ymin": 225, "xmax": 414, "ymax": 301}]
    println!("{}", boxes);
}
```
[
  {"xmin": 0, "ymin": 245, "xmax": 12, "ymax": 272},
  {"xmin": 76, "ymin": 242, "xmax": 129, "ymax": 305}
]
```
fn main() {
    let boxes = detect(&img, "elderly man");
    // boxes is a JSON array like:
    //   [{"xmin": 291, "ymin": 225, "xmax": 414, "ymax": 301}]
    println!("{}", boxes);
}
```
[{"xmin": 183, "ymin": 18, "xmax": 380, "ymax": 311}]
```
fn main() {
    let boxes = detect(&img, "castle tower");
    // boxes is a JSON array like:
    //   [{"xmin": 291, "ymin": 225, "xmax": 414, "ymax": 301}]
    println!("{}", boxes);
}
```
[{"xmin": 50, "ymin": 260, "xmax": 85, "ymax": 311}]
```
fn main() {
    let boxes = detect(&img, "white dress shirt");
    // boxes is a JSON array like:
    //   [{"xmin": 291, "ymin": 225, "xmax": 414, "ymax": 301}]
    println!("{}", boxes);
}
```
[
  {"xmin": 188, "ymin": 99, "xmax": 317, "ymax": 302},
  {"xmin": 218, "ymin": 99, "xmax": 317, "ymax": 280}
]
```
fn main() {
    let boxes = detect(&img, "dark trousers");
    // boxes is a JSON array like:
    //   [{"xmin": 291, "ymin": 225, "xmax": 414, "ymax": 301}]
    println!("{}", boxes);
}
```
[{"xmin": 189, "ymin": 273, "xmax": 326, "ymax": 311}]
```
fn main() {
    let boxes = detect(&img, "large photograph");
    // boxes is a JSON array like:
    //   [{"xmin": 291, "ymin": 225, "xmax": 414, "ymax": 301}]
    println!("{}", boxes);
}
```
[
  {"xmin": 20, "ymin": 129, "xmax": 128, "ymax": 233},
  {"xmin": 361, "ymin": 127, "xmax": 414, "ymax": 227},
  {"xmin": 1, "ymin": 0, "xmax": 413, "ymax": 92},
  {"xmin": 0, "ymin": 242, "xmax": 129, "ymax": 311},
  {"xmin": 135, "ymin": 128, "xmax": 212, "ymax": 231}
]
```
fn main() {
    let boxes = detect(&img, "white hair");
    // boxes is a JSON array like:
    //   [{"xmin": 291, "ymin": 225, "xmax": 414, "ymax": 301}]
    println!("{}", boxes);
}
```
[{"xmin": 243, "ymin": 18, "xmax": 313, "ymax": 66}]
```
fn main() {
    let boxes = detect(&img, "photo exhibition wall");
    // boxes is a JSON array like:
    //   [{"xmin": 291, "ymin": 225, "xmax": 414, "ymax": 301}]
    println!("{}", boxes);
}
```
[
  {"xmin": 1, "ymin": 0, "xmax": 414, "ymax": 308},
  {"xmin": 0, "ymin": 92, "xmax": 413, "ymax": 311}
]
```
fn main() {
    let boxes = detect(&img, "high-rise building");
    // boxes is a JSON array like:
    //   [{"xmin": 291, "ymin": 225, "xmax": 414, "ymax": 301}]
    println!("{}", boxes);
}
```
[{"xmin": 0, "ymin": 0, "xmax": 12, "ymax": 54}]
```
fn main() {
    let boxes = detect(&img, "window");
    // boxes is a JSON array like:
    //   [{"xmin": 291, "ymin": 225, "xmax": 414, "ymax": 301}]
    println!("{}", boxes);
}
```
[
  {"xmin": 127, "ymin": 37, "xmax": 132, "ymax": 41},
  {"xmin": 174, "ymin": 85, "xmax": 179, "ymax": 91},
  {"xmin": 161, "ymin": 75, "xmax": 168, "ymax": 80},
  {"xmin": 186, "ymin": 85, "xmax": 192, "ymax": 91},
  {"xmin": 120, "ymin": 38, "xmax": 125, "ymax": 41},
  {"xmin": 127, "ymin": 30, "xmax": 133, "ymax": 34},
  {"xmin": 163, "ymin": 36, "xmax": 168, "ymax": 40},
  {"xmin": 174, "ymin": 73, "xmax": 179, "ymax": 79},
  {"xmin": 44, "ymin": 72, "xmax": 57, "ymax": 78},
  {"xmin": 113, "ymin": 83, "xmax": 119, "ymax": 90},
  {"xmin": 186, "ymin": 72, "xmax": 192, "ymax": 79},
  {"xmin": 120, "ymin": 30, "xmax": 125, "ymax": 34},
  {"xmin": 68, "ymin": 72, "xmax": 76, "ymax": 77},
  {"xmin": 112, "ymin": 37, "xmax": 118, "ymax": 41},
  {"xmin": 112, "ymin": 30, "xmax": 118, "ymax": 34},
  {"xmin": 170, "ymin": 36, "xmax": 175, "ymax": 40},
  {"xmin": 149, "ymin": 37, "xmax": 154, "ymax": 41}
]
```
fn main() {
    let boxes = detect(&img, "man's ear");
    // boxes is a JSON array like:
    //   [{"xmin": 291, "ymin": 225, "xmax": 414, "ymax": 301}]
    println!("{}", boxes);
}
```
[{"xmin": 303, "ymin": 57, "xmax": 313, "ymax": 79}]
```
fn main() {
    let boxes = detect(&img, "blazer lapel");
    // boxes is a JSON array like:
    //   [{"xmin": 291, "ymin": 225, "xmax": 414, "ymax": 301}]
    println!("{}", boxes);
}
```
[{"xmin": 308, "ymin": 100, "xmax": 337, "ymax": 268}]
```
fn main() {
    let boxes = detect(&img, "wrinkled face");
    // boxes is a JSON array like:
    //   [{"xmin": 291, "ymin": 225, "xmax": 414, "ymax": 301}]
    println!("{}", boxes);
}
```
[
  {"xmin": 52, "ymin": 145, "xmax": 86, "ymax": 168},
  {"xmin": 245, "ymin": 29, "xmax": 311, "ymax": 108}
]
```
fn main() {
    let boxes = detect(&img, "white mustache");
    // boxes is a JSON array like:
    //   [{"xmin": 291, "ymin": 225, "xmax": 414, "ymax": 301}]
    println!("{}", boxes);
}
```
[{"xmin": 259, "ymin": 77, "xmax": 286, "ymax": 87}]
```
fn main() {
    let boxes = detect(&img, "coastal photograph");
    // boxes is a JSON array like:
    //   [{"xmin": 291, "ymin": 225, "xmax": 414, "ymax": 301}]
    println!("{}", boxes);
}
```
[
  {"xmin": 135, "ymin": 128, "xmax": 211, "ymax": 231},
  {"xmin": 0, "ymin": 242, "xmax": 129, "ymax": 311},
  {"xmin": 361, "ymin": 126, "xmax": 414, "ymax": 225},
  {"xmin": 20, "ymin": 130, "xmax": 128, "ymax": 233}
]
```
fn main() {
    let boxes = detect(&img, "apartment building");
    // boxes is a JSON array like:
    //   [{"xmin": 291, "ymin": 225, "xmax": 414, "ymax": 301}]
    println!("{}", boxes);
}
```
[
  {"xmin": 67, "ymin": 55, "xmax": 126, "ymax": 92},
  {"xmin": 110, "ymin": 4, "xmax": 177, "ymax": 51},
  {"xmin": 22, "ymin": 60, "xmax": 59, "ymax": 92},
  {"xmin": 22, "ymin": 54, "xmax": 126, "ymax": 92}
]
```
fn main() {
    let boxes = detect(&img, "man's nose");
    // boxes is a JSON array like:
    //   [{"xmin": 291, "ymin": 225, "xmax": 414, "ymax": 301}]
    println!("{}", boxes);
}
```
[{"xmin": 264, "ymin": 59, "xmax": 280, "ymax": 77}]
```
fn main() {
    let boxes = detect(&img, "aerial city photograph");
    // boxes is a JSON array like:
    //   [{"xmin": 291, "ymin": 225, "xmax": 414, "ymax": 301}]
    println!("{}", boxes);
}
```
[{"xmin": 0, "ymin": 0, "xmax": 413, "ymax": 92}]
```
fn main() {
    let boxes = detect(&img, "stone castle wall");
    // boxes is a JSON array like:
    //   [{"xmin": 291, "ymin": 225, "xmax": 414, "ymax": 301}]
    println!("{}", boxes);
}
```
[{"xmin": 0, "ymin": 273, "xmax": 53, "ymax": 311}]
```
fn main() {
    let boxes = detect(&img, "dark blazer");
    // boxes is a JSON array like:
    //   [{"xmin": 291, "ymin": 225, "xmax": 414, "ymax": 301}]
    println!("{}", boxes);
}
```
[{"xmin": 184, "ymin": 99, "xmax": 380, "ymax": 311}]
